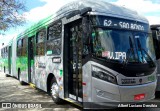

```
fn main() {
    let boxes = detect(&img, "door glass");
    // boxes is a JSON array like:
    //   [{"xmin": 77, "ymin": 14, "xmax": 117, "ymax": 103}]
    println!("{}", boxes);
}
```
[
  {"xmin": 68, "ymin": 22, "xmax": 83, "ymax": 102},
  {"xmin": 28, "ymin": 37, "xmax": 35, "ymax": 83}
]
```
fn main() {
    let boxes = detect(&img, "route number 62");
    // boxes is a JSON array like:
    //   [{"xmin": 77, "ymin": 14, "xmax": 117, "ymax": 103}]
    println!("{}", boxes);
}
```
[{"xmin": 104, "ymin": 19, "xmax": 112, "ymax": 26}]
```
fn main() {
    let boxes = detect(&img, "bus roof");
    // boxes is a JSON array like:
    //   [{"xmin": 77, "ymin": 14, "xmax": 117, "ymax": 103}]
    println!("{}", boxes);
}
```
[
  {"xmin": 57, "ymin": 0, "xmax": 148, "ymax": 22},
  {"xmin": 17, "ymin": 0, "xmax": 148, "ymax": 39}
]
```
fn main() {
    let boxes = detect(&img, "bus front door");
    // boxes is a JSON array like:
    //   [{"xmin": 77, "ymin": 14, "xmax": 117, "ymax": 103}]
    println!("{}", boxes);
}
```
[
  {"xmin": 28, "ymin": 36, "xmax": 35, "ymax": 83},
  {"xmin": 64, "ymin": 20, "xmax": 83, "ymax": 102}
]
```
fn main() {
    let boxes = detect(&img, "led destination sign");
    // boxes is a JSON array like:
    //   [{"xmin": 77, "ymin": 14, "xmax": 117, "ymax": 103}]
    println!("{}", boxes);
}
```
[{"xmin": 93, "ymin": 16, "xmax": 149, "ymax": 32}]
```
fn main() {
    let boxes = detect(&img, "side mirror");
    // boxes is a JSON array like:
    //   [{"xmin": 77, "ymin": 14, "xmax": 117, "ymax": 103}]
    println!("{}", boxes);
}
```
[{"xmin": 80, "ymin": 7, "xmax": 92, "ymax": 16}]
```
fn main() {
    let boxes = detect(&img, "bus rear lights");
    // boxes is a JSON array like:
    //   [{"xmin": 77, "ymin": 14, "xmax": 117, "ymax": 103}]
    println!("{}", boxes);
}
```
[
  {"xmin": 92, "ymin": 71, "xmax": 117, "ymax": 84},
  {"xmin": 134, "ymin": 94, "xmax": 145, "ymax": 101}
]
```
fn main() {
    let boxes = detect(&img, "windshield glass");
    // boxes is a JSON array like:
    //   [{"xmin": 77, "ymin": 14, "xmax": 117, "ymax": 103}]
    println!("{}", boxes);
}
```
[{"xmin": 92, "ymin": 28, "xmax": 156, "ymax": 64}]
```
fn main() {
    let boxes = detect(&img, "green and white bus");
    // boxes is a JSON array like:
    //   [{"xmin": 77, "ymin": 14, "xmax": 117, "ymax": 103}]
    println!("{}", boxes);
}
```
[{"xmin": 0, "ymin": 0, "xmax": 157, "ymax": 108}]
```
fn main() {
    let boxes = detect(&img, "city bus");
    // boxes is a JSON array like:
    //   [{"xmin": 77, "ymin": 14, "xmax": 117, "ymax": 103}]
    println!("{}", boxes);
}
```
[
  {"xmin": 151, "ymin": 25, "xmax": 160, "ymax": 91},
  {"xmin": 0, "ymin": 0, "xmax": 157, "ymax": 108}
]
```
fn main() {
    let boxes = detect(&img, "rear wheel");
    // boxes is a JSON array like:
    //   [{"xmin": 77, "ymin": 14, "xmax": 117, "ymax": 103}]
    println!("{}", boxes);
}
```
[
  {"xmin": 5, "ymin": 74, "xmax": 10, "ymax": 77},
  {"xmin": 50, "ymin": 78, "xmax": 62, "ymax": 104}
]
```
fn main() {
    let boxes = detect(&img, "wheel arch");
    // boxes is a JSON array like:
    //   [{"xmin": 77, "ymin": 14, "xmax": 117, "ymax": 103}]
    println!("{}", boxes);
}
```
[{"xmin": 47, "ymin": 73, "xmax": 56, "ymax": 93}]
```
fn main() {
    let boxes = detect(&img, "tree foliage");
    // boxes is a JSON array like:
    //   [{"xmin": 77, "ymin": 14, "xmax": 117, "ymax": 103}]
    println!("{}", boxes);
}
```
[{"xmin": 0, "ymin": 0, "xmax": 26, "ymax": 31}]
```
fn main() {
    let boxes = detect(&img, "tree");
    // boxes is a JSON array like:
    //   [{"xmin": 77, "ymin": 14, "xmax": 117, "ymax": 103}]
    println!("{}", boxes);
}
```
[{"xmin": 0, "ymin": 0, "xmax": 26, "ymax": 32}]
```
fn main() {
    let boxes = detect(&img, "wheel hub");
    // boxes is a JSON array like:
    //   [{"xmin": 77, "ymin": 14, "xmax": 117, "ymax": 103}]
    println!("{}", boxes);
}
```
[{"xmin": 51, "ymin": 83, "xmax": 59, "ymax": 99}]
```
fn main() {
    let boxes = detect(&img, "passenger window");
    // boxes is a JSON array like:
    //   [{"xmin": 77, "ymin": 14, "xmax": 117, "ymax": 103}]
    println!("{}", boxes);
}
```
[
  {"xmin": 17, "ymin": 38, "xmax": 27, "ymax": 57},
  {"xmin": 6, "ymin": 47, "xmax": 8, "ymax": 58},
  {"xmin": 36, "ymin": 29, "xmax": 46, "ymax": 56},
  {"xmin": 21, "ymin": 38, "xmax": 27, "ymax": 56},
  {"xmin": 46, "ymin": 21, "xmax": 62, "ymax": 55}
]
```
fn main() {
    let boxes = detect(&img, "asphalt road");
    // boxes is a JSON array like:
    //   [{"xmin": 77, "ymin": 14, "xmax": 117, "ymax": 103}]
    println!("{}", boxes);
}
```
[
  {"xmin": 0, "ymin": 72, "xmax": 160, "ymax": 111},
  {"xmin": 0, "ymin": 72, "xmax": 81, "ymax": 111}
]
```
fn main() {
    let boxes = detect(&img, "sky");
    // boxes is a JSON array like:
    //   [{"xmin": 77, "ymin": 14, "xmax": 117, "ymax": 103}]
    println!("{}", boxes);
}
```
[{"xmin": 0, "ymin": 0, "xmax": 160, "ymax": 47}]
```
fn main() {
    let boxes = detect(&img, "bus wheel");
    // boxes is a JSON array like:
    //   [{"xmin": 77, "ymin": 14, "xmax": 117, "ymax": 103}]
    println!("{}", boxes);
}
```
[
  {"xmin": 18, "ymin": 70, "xmax": 25, "ymax": 85},
  {"xmin": 5, "ymin": 74, "xmax": 9, "ymax": 77},
  {"xmin": 50, "ymin": 79, "xmax": 62, "ymax": 104}
]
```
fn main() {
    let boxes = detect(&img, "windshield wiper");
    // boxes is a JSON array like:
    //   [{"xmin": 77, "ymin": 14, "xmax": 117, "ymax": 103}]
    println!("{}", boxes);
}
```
[
  {"xmin": 137, "ymin": 38, "xmax": 146, "ymax": 63},
  {"xmin": 123, "ymin": 36, "xmax": 136, "ymax": 67},
  {"xmin": 137, "ymin": 38, "xmax": 154, "ymax": 64}
]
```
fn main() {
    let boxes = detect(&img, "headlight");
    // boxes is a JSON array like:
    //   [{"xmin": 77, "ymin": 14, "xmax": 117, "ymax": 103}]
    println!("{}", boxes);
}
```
[{"xmin": 92, "ymin": 66, "xmax": 117, "ymax": 84}]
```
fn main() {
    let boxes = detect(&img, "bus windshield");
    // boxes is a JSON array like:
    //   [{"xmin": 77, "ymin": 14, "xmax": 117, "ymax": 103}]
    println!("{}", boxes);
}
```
[{"xmin": 92, "ymin": 28, "xmax": 156, "ymax": 64}]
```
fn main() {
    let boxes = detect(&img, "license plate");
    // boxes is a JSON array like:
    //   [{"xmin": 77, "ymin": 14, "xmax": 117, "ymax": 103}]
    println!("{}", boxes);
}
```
[{"xmin": 134, "ymin": 93, "xmax": 145, "ymax": 100}]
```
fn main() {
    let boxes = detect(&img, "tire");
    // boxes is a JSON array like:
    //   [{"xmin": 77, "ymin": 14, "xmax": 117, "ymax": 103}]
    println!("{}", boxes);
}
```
[
  {"xmin": 18, "ymin": 70, "xmax": 25, "ymax": 85},
  {"xmin": 5, "ymin": 74, "xmax": 10, "ymax": 77},
  {"xmin": 50, "ymin": 78, "xmax": 62, "ymax": 104},
  {"xmin": 155, "ymin": 91, "xmax": 160, "ymax": 98}
]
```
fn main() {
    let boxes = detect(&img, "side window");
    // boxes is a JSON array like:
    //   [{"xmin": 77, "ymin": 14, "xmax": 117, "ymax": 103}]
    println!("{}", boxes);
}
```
[
  {"xmin": 17, "ymin": 39, "xmax": 22, "ymax": 57},
  {"xmin": 46, "ymin": 21, "xmax": 62, "ymax": 55},
  {"xmin": 3, "ymin": 48, "xmax": 5, "ymax": 58},
  {"xmin": 1, "ymin": 49, "xmax": 3, "ymax": 58},
  {"xmin": 18, "ymin": 39, "xmax": 22, "ymax": 48},
  {"xmin": 1, "ymin": 48, "xmax": 4, "ymax": 58},
  {"xmin": 1, "ymin": 49, "xmax": 2, "ymax": 58},
  {"xmin": 21, "ymin": 38, "xmax": 27, "ymax": 56},
  {"xmin": 6, "ymin": 47, "xmax": 8, "ymax": 58},
  {"xmin": 17, "ymin": 37, "xmax": 27, "ymax": 57},
  {"xmin": 3, "ymin": 47, "xmax": 8, "ymax": 58},
  {"xmin": 36, "ymin": 29, "xmax": 46, "ymax": 56},
  {"xmin": 4, "ymin": 48, "xmax": 6, "ymax": 58},
  {"xmin": 6, "ymin": 47, "xmax": 8, "ymax": 53}
]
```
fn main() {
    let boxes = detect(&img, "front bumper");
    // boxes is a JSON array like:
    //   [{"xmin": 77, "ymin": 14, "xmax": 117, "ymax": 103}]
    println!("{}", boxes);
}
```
[{"xmin": 91, "ymin": 77, "xmax": 156, "ymax": 107}]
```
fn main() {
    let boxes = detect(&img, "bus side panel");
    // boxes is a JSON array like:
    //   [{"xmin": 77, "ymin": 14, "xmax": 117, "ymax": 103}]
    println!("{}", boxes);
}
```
[
  {"xmin": 34, "ymin": 56, "xmax": 47, "ymax": 91},
  {"xmin": 34, "ymin": 54, "xmax": 64, "ymax": 97},
  {"xmin": 16, "ymin": 56, "xmax": 28, "ymax": 83},
  {"xmin": 0, "ymin": 57, "xmax": 2, "ymax": 72},
  {"xmin": 45, "ymin": 55, "xmax": 64, "ymax": 98},
  {"xmin": 4, "ymin": 58, "xmax": 9, "ymax": 74},
  {"xmin": 1, "ymin": 59, "xmax": 5, "ymax": 73},
  {"xmin": 82, "ymin": 61, "xmax": 92, "ymax": 103},
  {"xmin": 1, "ymin": 58, "xmax": 4, "ymax": 73}
]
